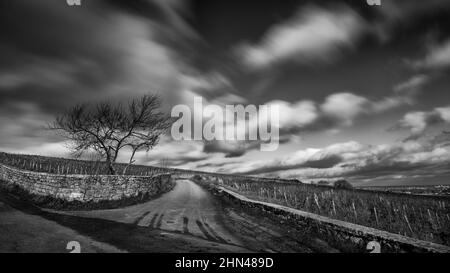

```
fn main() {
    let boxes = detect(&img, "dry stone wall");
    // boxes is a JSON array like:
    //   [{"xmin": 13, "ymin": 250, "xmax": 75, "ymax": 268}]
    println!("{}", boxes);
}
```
[
  {"xmin": 189, "ymin": 173, "xmax": 450, "ymax": 253},
  {"xmin": 0, "ymin": 163, "xmax": 173, "ymax": 203},
  {"xmin": 218, "ymin": 186, "xmax": 450, "ymax": 253}
]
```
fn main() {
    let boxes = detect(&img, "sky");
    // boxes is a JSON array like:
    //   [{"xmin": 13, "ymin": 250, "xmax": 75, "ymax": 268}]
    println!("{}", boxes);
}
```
[{"xmin": 1, "ymin": 0, "xmax": 450, "ymax": 186}]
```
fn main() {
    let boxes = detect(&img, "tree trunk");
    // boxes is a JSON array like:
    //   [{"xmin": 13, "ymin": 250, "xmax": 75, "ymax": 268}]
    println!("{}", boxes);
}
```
[
  {"xmin": 107, "ymin": 161, "xmax": 116, "ymax": 175},
  {"xmin": 106, "ymin": 153, "xmax": 117, "ymax": 175}
]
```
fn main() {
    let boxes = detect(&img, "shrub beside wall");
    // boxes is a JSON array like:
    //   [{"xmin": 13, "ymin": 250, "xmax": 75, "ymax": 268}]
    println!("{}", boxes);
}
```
[{"xmin": 0, "ymin": 163, "xmax": 174, "ymax": 209}]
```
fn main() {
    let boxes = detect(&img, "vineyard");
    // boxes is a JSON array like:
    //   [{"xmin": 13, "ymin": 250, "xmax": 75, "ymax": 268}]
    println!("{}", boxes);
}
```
[
  {"xmin": 1, "ymin": 151, "xmax": 449, "ymax": 246},
  {"xmin": 0, "ymin": 152, "xmax": 299, "ymax": 183},
  {"xmin": 0, "ymin": 152, "xmax": 168, "ymax": 176},
  {"xmin": 214, "ymin": 178, "xmax": 450, "ymax": 246}
]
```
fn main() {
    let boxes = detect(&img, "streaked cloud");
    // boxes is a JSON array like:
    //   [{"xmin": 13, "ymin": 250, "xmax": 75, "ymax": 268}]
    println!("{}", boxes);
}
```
[
  {"xmin": 396, "ymin": 105, "xmax": 450, "ymax": 134},
  {"xmin": 207, "ymin": 138, "xmax": 450, "ymax": 185},
  {"xmin": 235, "ymin": 5, "xmax": 367, "ymax": 69},
  {"xmin": 415, "ymin": 38, "xmax": 450, "ymax": 69}
]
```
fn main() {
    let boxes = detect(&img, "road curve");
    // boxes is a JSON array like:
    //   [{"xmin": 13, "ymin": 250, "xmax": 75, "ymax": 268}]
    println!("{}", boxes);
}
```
[
  {"xmin": 62, "ymin": 179, "xmax": 246, "ymax": 248},
  {"xmin": 1, "ymin": 179, "xmax": 327, "ymax": 252}
]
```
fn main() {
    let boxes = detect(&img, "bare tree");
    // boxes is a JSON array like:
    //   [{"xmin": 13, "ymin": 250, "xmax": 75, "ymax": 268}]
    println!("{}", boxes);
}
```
[{"xmin": 49, "ymin": 94, "xmax": 173, "ymax": 175}]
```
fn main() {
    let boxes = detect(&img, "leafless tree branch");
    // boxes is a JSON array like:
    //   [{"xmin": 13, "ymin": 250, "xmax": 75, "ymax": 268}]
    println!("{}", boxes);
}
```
[{"xmin": 49, "ymin": 94, "xmax": 173, "ymax": 174}]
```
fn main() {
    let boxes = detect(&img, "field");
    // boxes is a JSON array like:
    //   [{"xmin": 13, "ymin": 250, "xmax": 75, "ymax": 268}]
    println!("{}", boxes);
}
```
[
  {"xmin": 361, "ymin": 185, "xmax": 450, "ymax": 197},
  {"xmin": 214, "ymin": 177, "xmax": 450, "ymax": 246},
  {"xmin": 1, "ymin": 151, "xmax": 449, "ymax": 246},
  {"xmin": 0, "ymin": 152, "xmax": 168, "ymax": 176}
]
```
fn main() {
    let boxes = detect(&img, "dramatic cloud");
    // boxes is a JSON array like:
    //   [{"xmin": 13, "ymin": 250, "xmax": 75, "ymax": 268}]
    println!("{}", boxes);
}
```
[
  {"xmin": 0, "ymin": 2, "xmax": 184, "ymax": 108},
  {"xmin": 179, "ymin": 72, "xmax": 233, "ymax": 96},
  {"xmin": 236, "ymin": 5, "xmax": 367, "ymax": 69},
  {"xmin": 203, "ymin": 140, "xmax": 260, "ymax": 158},
  {"xmin": 436, "ymin": 106, "xmax": 450, "ymax": 122},
  {"xmin": 0, "ymin": 58, "xmax": 80, "ymax": 90},
  {"xmin": 369, "ymin": 0, "xmax": 450, "ymax": 43},
  {"xmin": 0, "ymin": 0, "xmax": 205, "ymax": 152},
  {"xmin": 393, "ymin": 75, "xmax": 430, "ymax": 94},
  {"xmin": 371, "ymin": 75, "xmax": 429, "ymax": 112},
  {"xmin": 396, "ymin": 105, "xmax": 450, "ymax": 134},
  {"xmin": 286, "ymin": 86, "xmax": 421, "ymax": 133},
  {"xmin": 268, "ymin": 100, "xmax": 318, "ymax": 130},
  {"xmin": 213, "ymin": 138, "xmax": 450, "ymax": 185},
  {"xmin": 321, "ymin": 93, "xmax": 368, "ymax": 126},
  {"xmin": 400, "ymin": 112, "xmax": 431, "ymax": 134},
  {"xmin": 131, "ymin": 138, "xmax": 211, "ymax": 167},
  {"xmin": 234, "ymin": 141, "xmax": 362, "ymax": 175},
  {"xmin": 415, "ymin": 38, "xmax": 450, "ymax": 69},
  {"xmin": 199, "ymin": 84, "xmax": 425, "ymax": 158}
]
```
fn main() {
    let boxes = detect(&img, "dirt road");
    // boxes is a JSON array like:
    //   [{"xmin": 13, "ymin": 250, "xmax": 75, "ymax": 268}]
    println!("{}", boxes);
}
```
[
  {"xmin": 60, "ymin": 180, "xmax": 245, "ymax": 247},
  {"xmin": 0, "ymin": 179, "xmax": 333, "ymax": 253}
]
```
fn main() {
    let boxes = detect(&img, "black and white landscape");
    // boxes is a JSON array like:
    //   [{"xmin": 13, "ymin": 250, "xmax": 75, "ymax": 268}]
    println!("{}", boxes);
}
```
[{"xmin": 0, "ymin": 0, "xmax": 449, "ymax": 254}]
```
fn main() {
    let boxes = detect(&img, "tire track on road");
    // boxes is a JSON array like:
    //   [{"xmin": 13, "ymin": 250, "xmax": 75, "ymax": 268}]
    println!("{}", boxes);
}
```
[
  {"xmin": 196, "ymin": 219, "xmax": 217, "ymax": 242},
  {"xmin": 183, "ymin": 216, "xmax": 190, "ymax": 234},
  {"xmin": 133, "ymin": 211, "xmax": 151, "ymax": 225},
  {"xmin": 156, "ymin": 213, "xmax": 164, "ymax": 229},
  {"xmin": 149, "ymin": 213, "xmax": 159, "ymax": 228},
  {"xmin": 203, "ymin": 221, "xmax": 227, "ymax": 244}
]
